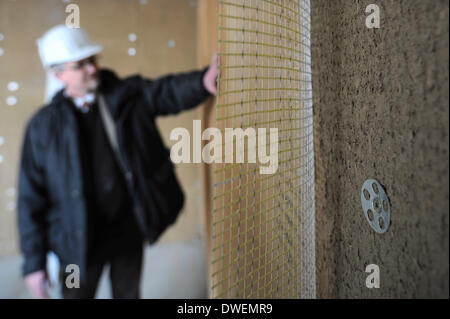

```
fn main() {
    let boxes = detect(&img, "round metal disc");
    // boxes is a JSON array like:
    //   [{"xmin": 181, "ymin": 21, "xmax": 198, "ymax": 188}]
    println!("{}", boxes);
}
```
[{"xmin": 361, "ymin": 179, "xmax": 391, "ymax": 234}]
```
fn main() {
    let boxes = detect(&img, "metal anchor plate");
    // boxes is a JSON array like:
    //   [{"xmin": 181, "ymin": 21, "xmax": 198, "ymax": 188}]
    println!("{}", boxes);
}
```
[{"xmin": 361, "ymin": 179, "xmax": 391, "ymax": 234}]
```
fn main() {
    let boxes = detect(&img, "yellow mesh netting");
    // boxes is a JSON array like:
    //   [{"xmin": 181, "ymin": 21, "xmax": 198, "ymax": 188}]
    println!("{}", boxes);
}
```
[{"xmin": 211, "ymin": 0, "xmax": 315, "ymax": 298}]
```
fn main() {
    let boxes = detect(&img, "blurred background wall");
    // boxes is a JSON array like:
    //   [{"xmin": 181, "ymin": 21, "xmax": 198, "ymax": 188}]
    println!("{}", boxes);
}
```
[
  {"xmin": 0, "ymin": 0, "xmax": 211, "ymax": 298},
  {"xmin": 0, "ymin": 0, "xmax": 206, "ymax": 256}
]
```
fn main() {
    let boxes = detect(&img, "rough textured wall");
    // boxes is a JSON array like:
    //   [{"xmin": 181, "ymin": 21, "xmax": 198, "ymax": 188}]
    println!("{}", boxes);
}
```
[{"xmin": 312, "ymin": 0, "xmax": 449, "ymax": 298}]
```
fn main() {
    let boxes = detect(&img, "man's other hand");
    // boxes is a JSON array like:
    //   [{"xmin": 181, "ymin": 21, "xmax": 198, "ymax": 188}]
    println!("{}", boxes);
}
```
[
  {"xmin": 203, "ymin": 52, "xmax": 219, "ymax": 96},
  {"xmin": 25, "ymin": 269, "xmax": 50, "ymax": 299}
]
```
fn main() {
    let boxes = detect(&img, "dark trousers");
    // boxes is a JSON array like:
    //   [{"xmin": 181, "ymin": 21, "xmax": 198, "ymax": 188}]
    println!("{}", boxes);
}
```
[
  {"xmin": 62, "ymin": 244, "xmax": 143, "ymax": 299},
  {"xmin": 62, "ymin": 216, "xmax": 144, "ymax": 299}
]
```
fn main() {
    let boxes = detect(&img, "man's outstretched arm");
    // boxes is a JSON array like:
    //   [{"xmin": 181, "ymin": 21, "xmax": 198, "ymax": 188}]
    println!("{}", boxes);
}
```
[{"xmin": 140, "ymin": 53, "xmax": 218, "ymax": 116}]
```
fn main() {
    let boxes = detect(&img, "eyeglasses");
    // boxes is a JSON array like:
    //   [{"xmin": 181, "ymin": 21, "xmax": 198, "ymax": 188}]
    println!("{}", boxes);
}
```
[{"xmin": 60, "ymin": 56, "xmax": 99, "ymax": 71}]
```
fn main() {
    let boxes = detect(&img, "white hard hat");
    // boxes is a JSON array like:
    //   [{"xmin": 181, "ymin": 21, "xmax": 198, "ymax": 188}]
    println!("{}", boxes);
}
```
[{"xmin": 37, "ymin": 25, "xmax": 102, "ymax": 69}]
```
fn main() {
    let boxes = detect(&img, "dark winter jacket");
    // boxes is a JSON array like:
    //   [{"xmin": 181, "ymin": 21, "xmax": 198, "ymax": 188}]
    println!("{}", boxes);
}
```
[{"xmin": 17, "ymin": 68, "xmax": 210, "ymax": 279}]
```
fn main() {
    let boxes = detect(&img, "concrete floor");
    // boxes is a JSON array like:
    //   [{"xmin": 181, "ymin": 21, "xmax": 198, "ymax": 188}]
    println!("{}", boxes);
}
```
[{"xmin": 0, "ymin": 237, "xmax": 208, "ymax": 299}]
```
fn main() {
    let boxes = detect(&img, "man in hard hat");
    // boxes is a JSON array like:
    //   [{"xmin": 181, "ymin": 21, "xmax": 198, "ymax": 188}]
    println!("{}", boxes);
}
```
[{"xmin": 17, "ymin": 25, "xmax": 218, "ymax": 299}]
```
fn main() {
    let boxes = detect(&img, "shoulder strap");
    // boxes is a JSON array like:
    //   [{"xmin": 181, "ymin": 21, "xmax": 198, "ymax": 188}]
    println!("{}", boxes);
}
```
[{"xmin": 97, "ymin": 94, "xmax": 129, "ymax": 176}]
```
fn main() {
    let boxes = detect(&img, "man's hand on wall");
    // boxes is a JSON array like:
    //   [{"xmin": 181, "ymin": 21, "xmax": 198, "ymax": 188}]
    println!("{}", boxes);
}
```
[
  {"xmin": 25, "ymin": 269, "xmax": 50, "ymax": 299},
  {"xmin": 203, "ymin": 52, "xmax": 219, "ymax": 96}
]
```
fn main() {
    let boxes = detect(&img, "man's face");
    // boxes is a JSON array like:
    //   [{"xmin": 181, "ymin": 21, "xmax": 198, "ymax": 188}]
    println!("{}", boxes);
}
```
[{"xmin": 54, "ymin": 55, "xmax": 99, "ymax": 97}]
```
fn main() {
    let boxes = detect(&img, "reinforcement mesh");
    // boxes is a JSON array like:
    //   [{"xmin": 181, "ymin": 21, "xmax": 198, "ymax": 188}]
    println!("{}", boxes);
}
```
[{"xmin": 211, "ymin": 0, "xmax": 315, "ymax": 298}]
